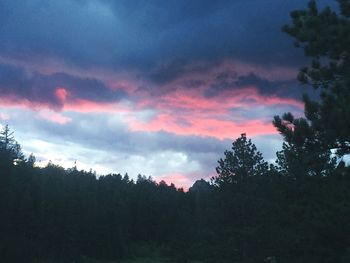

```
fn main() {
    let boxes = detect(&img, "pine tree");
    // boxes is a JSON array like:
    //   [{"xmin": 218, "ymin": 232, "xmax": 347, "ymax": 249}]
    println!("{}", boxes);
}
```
[
  {"xmin": 0, "ymin": 124, "xmax": 15, "ymax": 151},
  {"xmin": 213, "ymin": 134, "xmax": 268, "ymax": 186},
  {"xmin": 282, "ymin": 0, "xmax": 350, "ymax": 156},
  {"xmin": 273, "ymin": 113, "xmax": 336, "ymax": 178},
  {"xmin": 0, "ymin": 124, "xmax": 24, "ymax": 165}
]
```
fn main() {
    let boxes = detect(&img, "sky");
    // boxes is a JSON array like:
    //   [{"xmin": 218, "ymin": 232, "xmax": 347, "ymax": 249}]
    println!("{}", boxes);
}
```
[{"xmin": 0, "ymin": 0, "xmax": 332, "ymax": 188}]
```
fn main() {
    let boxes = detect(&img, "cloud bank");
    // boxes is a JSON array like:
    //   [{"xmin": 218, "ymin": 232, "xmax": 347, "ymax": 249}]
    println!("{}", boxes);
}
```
[{"xmin": 0, "ymin": 0, "xmax": 331, "ymax": 187}]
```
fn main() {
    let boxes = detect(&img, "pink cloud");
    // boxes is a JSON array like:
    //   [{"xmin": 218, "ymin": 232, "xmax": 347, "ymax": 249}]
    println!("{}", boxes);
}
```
[
  {"xmin": 130, "ymin": 112, "xmax": 276, "ymax": 140},
  {"xmin": 0, "ymin": 96, "xmax": 56, "ymax": 111},
  {"xmin": 55, "ymin": 87, "xmax": 68, "ymax": 102},
  {"xmin": 0, "ymin": 57, "xmax": 303, "ymax": 140},
  {"xmin": 138, "ymin": 86, "xmax": 303, "ymax": 113},
  {"xmin": 130, "ymin": 84, "xmax": 303, "ymax": 139},
  {"xmin": 39, "ymin": 110, "xmax": 72, "ymax": 125},
  {"xmin": 0, "ymin": 93, "xmax": 130, "ymax": 115}
]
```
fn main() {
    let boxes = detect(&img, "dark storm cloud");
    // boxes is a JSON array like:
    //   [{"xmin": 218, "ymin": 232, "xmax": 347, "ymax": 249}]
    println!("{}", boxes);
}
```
[
  {"xmin": 0, "ymin": 0, "xmax": 120, "ymax": 67},
  {"xmin": 204, "ymin": 71, "xmax": 237, "ymax": 98},
  {"xmin": 235, "ymin": 74, "xmax": 288, "ymax": 93},
  {"xmin": 0, "ymin": 63, "xmax": 127, "ymax": 108},
  {"xmin": 235, "ymin": 73, "xmax": 302, "ymax": 98},
  {"xmin": 201, "ymin": 71, "xmax": 302, "ymax": 99},
  {"xmin": 0, "ymin": 0, "xmax": 337, "ymax": 186},
  {"xmin": 0, "ymin": 0, "xmax": 334, "ymax": 75},
  {"xmin": 235, "ymin": 73, "xmax": 319, "ymax": 100},
  {"xmin": 147, "ymin": 59, "xmax": 192, "ymax": 85}
]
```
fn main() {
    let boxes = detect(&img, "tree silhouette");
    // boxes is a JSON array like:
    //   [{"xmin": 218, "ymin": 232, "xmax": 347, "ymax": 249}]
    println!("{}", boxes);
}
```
[
  {"xmin": 0, "ymin": 124, "xmax": 15, "ymax": 150},
  {"xmin": 0, "ymin": 124, "xmax": 24, "ymax": 167},
  {"xmin": 1, "ymin": 2, "xmax": 350, "ymax": 261},
  {"xmin": 213, "ymin": 133, "xmax": 268, "ymax": 186},
  {"xmin": 282, "ymin": 0, "xmax": 350, "ymax": 156},
  {"xmin": 273, "ymin": 113, "xmax": 336, "ymax": 178}
]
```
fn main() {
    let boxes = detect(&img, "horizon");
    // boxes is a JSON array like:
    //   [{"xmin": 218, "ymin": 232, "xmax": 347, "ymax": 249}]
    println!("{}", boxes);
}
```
[{"xmin": 0, "ymin": 0, "xmax": 334, "ymax": 188}]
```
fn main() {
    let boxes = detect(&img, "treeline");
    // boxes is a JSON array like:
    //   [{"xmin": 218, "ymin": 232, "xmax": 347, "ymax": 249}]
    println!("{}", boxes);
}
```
[
  {"xmin": 0, "ymin": 127, "xmax": 350, "ymax": 263},
  {"xmin": 0, "ymin": 139, "xmax": 189, "ymax": 262},
  {"xmin": 1, "ymin": 0, "xmax": 350, "ymax": 262}
]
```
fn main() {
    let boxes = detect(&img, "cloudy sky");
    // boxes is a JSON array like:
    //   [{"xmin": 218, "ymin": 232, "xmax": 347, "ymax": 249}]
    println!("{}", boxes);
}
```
[{"xmin": 0, "ymin": 0, "xmax": 332, "ymax": 188}]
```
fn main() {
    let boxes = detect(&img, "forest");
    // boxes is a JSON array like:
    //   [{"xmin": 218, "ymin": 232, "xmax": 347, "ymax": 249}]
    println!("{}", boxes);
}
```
[{"xmin": 1, "ymin": 1, "xmax": 350, "ymax": 262}]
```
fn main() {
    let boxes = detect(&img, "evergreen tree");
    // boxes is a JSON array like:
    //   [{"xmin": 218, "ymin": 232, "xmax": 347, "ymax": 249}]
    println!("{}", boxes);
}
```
[
  {"xmin": 273, "ymin": 113, "xmax": 336, "ymax": 178},
  {"xmin": 213, "ymin": 133, "xmax": 269, "ymax": 186},
  {"xmin": 0, "ymin": 124, "xmax": 15, "ymax": 151},
  {"xmin": 0, "ymin": 124, "xmax": 24, "ymax": 166},
  {"xmin": 282, "ymin": 0, "xmax": 350, "ymax": 156}
]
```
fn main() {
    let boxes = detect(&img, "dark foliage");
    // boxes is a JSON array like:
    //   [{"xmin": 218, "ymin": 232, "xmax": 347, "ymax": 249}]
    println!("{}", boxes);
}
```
[
  {"xmin": 1, "ymin": 1, "xmax": 350, "ymax": 262},
  {"xmin": 282, "ymin": 0, "xmax": 350, "ymax": 155},
  {"xmin": 0, "ymin": 124, "xmax": 349, "ymax": 263}
]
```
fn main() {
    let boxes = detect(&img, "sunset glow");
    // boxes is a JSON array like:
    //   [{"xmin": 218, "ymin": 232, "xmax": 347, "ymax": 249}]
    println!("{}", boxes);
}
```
[{"xmin": 0, "ymin": 0, "xmax": 311, "ymax": 188}]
